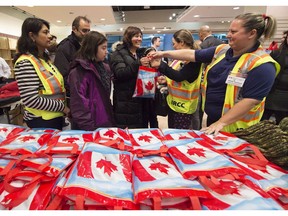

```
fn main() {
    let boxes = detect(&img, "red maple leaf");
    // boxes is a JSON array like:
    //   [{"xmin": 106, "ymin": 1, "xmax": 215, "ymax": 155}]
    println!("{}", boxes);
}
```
[
  {"xmin": 213, "ymin": 136, "xmax": 228, "ymax": 141},
  {"xmin": 138, "ymin": 135, "xmax": 152, "ymax": 142},
  {"xmin": 187, "ymin": 147, "xmax": 205, "ymax": 157},
  {"xmin": 96, "ymin": 159, "xmax": 118, "ymax": 176},
  {"xmin": 103, "ymin": 130, "xmax": 116, "ymax": 138},
  {"xmin": 149, "ymin": 162, "xmax": 170, "ymax": 174},
  {"xmin": 19, "ymin": 135, "xmax": 36, "ymax": 142},
  {"xmin": 179, "ymin": 135, "xmax": 189, "ymax": 140},
  {"xmin": 0, "ymin": 128, "xmax": 8, "ymax": 132},
  {"xmin": 218, "ymin": 180, "xmax": 241, "ymax": 195},
  {"xmin": 145, "ymin": 81, "xmax": 154, "ymax": 90},
  {"xmin": 62, "ymin": 137, "xmax": 79, "ymax": 143}
]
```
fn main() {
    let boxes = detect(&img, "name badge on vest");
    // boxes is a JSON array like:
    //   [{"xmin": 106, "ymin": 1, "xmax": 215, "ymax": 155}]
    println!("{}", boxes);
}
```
[{"xmin": 225, "ymin": 71, "xmax": 246, "ymax": 87}]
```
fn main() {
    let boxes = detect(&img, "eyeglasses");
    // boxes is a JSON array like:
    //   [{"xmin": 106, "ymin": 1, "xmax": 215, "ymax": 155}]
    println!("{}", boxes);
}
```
[{"xmin": 78, "ymin": 28, "xmax": 90, "ymax": 34}]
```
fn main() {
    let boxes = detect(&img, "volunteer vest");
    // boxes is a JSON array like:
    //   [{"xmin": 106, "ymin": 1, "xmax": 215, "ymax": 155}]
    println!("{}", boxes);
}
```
[
  {"xmin": 201, "ymin": 44, "xmax": 280, "ymax": 132},
  {"xmin": 15, "ymin": 54, "xmax": 66, "ymax": 120},
  {"xmin": 166, "ymin": 59, "xmax": 202, "ymax": 114}
]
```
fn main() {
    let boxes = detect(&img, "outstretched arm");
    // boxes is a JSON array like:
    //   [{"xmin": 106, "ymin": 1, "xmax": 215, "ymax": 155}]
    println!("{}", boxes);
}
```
[{"xmin": 151, "ymin": 49, "xmax": 196, "ymax": 62}]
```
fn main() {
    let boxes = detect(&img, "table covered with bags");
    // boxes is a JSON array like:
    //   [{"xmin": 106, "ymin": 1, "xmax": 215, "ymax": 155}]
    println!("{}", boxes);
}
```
[{"xmin": 0, "ymin": 123, "xmax": 287, "ymax": 210}]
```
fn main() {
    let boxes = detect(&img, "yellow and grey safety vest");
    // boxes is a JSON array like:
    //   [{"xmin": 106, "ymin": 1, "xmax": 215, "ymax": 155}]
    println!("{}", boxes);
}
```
[
  {"xmin": 201, "ymin": 44, "xmax": 280, "ymax": 132},
  {"xmin": 166, "ymin": 59, "xmax": 202, "ymax": 114},
  {"xmin": 15, "ymin": 54, "xmax": 65, "ymax": 120}
]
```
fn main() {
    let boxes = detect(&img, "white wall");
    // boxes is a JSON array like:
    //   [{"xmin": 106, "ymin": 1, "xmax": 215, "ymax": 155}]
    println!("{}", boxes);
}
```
[{"xmin": 0, "ymin": 12, "xmax": 23, "ymax": 37}]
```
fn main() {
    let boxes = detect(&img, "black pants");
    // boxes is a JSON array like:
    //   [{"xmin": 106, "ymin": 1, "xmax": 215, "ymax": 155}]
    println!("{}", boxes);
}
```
[
  {"xmin": 261, "ymin": 109, "xmax": 288, "ymax": 125},
  {"xmin": 25, "ymin": 116, "xmax": 63, "ymax": 130}
]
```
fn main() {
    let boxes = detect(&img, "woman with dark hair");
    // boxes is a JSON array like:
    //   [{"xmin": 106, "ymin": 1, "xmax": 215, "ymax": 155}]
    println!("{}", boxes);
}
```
[
  {"xmin": 262, "ymin": 31, "xmax": 288, "ymax": 124},
  {"xmin": 109, "ymin": 26, "xmax": 153, "ymax": 129},
  {"xmin": 14, "ymin": 17, "xmax": 69, "ymax": 130},
  {"xmin": 151, "ymin": 29, "xmax": 202, "ymax": 130},
  {"xmin": 68, "ymin": 31, "xmax": 115, "ymax": 130}
]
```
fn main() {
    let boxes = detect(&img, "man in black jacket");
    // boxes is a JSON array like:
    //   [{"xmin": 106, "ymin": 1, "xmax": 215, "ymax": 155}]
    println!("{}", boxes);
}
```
[
  {"xmin": 54, "ymin": 16, "xmax": 91, "ymax": 96},
  {"xmin": 54, "ymin": 16, "xmax": 90, "ymax": 128},
  {"xmin": 198, "ymin": 25, "xmax": 223, "ymax": 49}
]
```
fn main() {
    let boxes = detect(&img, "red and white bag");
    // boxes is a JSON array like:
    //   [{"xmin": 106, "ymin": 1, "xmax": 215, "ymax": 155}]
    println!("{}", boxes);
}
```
[
  {"xmin": 128, "ymin": 128, "xmax": 167, "ymax": 157},
  {"xmin": 0, "ymin": 131, "xmax": 53, "ymax": 155},
  {"xmin": 59, "ymin": 142, "xmax": 137, "ymax": 210},
  {"xmin": 0, "ymin": 124, "xmax": 27, "ymax": 144},
  {"xmin": 133, "ymin": 154, "xmax": 212, "ymax": 210},
  {"xmin": 37, "ymin": 130, "xmax": 94, "ymax": 156},
  {"xmin": 94, "ymin": 127, "xmax": 133, "ymax": 151},
  {"xmin": 133, "ymin": 66, "xmax": 159, "ymax": 98}
]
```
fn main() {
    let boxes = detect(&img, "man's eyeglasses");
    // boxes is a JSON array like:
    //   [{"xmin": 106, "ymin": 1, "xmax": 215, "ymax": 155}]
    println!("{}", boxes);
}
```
[{"xmin": 78, "ymin": 28, "xmax": 90, "ymax": 34}]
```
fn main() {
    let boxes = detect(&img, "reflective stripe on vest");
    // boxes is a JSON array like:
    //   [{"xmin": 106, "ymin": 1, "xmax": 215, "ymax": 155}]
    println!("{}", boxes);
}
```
[
  {"xmin": 166, "ymin": 60, "xmax": 202, "ymax": 114},
  {"xmin": 201, "ymin": 44, "xmax": 280, "ymax": 132},
  {"xmin": 15, "ymin": 54, "xmax": 65, "ymax": 120}
]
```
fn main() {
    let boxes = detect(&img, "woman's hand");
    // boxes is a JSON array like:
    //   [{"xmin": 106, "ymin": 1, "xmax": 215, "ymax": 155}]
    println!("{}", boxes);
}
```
[
  {"xmin": 140, "ymin": 56, "xmax": 150, "ymax": 67},
  {"xmin": 151, "ymin": 51, "xmax": 164, "ymax": 59},
  {"xmin": 157, "ymin": 75, "xmax": 167, "ymax": 85},
  {"xmin": 63, "ymin": 106, "xmax": 70, "ymax": 117},
  {"xmin": 149, "ymin": 58, "xmax": 161, "ymax": 68},
  {"xmin": 200, "ymin": 120, "xmax": 227, "ymax": 136}
]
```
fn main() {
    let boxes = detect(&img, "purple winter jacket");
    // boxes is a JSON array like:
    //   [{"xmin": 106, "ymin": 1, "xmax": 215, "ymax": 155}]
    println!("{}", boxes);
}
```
[{"xmin": 68, "ymin": 58, "xmax": 115, "ymax": 131}]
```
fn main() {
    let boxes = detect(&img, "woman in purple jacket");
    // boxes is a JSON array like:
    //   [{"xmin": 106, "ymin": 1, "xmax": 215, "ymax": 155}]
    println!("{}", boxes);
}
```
[{"xmin": 68, "ymin": 31, "xmax": 115, "ymax": 130}]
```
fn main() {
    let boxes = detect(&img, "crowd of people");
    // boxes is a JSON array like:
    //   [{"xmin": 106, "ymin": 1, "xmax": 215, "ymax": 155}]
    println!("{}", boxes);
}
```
[{"xmin": 10, "ymin": 12, "xmax": 287, "ymax": 135}]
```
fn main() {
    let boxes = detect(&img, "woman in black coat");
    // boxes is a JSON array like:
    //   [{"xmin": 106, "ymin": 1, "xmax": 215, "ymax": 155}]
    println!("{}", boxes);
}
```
[{"xmin": 109, "ymin": 26, "xmax": 154, "ymax": 129}]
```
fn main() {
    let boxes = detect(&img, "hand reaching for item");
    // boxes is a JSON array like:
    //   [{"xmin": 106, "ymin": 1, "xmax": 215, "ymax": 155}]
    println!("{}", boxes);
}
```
[{"xmin": 200, "ymin": 120, "xmax": 227, "ymax": 136}]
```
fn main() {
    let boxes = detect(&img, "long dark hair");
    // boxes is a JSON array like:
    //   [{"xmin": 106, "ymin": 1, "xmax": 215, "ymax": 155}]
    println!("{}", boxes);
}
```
[
  {"xmin": 14, "ymin": 17, "xmax": 50, "ymax": 63},
  {"xmin": 76, "ymin": 31, "xmax": 107, "ymax": 61}
]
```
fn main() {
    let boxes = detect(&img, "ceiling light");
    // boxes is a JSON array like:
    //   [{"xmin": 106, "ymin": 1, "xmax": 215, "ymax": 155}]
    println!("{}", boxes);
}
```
[
  {"xmin": 152, "ymin": 27, "xmax": 155, "ymax": 30},
  {"xmin": 169, "ymin": 17, "xmax": 172, "ymax": 20},
  {"xmin": 233, "ymin": 7, "xmax": 240, "ymax": 10},
  {"xmin": 56, "ymin": 20, "xmax": 62, "ymax": 23},
  {"xmin": 194, "ymin": 15, "xmax": 200, "ymax": 18},
  {"xmin": 100, "ymin": 18, "xmax": 105, "ymax": 21},
  {"xmin": 157, "ymin": 31, "xmax": 161, "ymax": 33},
  {"xmin": 120, "ymin": 28, "xmax": 123, "ymax": 31},
  {"xmin": 172, "ymin": 13, "xmax": 176, "ymax": 17}
]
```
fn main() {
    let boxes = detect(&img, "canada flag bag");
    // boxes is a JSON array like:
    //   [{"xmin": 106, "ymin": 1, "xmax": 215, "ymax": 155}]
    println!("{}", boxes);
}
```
[
  {"xmin": 133, "ymin": 66, "xmax": 159, "ymax": 98},
  {"xmin": 59, "ymin": 142, "xmax": 137, "ymax": 210},
  {"xmin": 132, "ymin": 154, "xmax": 212, "ymax": 210}
]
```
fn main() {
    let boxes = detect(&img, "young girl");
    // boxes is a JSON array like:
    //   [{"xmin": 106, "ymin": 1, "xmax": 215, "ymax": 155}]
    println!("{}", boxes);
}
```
[{"xmin": 68, "ymin": 31, "xmax": 115, "ymax": 130}]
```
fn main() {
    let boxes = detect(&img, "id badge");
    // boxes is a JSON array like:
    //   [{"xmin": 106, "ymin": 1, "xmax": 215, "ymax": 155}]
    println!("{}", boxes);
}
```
[{"xmin": 225, "ymin": 75, "xmax": 245, "ymax": 87}]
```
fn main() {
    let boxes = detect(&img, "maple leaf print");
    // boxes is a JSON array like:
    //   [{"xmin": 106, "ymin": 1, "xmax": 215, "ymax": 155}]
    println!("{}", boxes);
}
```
[
  {"xmin": 187, "ymin": 147, "xmax": 205, "ymax": 157},
  {"xmin": 179, "ymin": 135, "xmax": 189, "ymax": 140},
  {"xmin": 19, "ymin": 135, "xmax": 36, "ymax": 142},
  {"xmin": 213, "ymin": 136, "xmax": 228, "ymax": 141},
  {"xmin": 104, "ymin": 130, "xmax": 116, "ymax": 138},
  {"xmin": 138, "ymin": 135, "xmax": 152, "ymax": 142},
  {"xmin": 96, "ymin": 158, "xmax": 118, "ymax": 176},
  {"xmin": 145, "ymin": 81, "xmax": 154, "ymax": 91},
  {"xmin": 218, "ymin": 180, "xmax": 241, "ymax": 195},
  {"xmin": 62, "ymin": 137, "xmax": 79, "ymax": 143},
  {"xmin": 149, "ymin": 162, "xmax": 170, "ymax": 174},
  {"xmin": 0, "ymin": 128, "xmax": 8, "ymax": 132}
]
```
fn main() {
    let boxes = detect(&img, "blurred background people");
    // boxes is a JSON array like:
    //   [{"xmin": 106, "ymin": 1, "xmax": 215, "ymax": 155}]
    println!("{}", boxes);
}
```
[
  {"xmin": 0, "ymin": 57, "xmax": 11, "ymax": 83},
  {"xmin": 68, "ymin": 31, "xmax": 115, "ymax": 130},
  {"xmin": 151, "ymin": 36, "xmax": 161, "ymax": 50},
  {"xmin": 47, "ymin": 34, "xmax": 57, "ymax": 63},
  {"xmin": 198, "ymin": 25, "xmax": 224, "ymax": 49},
  {"xmin": 262, "ymin": 31, "xmax": 288, "ymax": 124},
  {"xmin": 13, "ymin": 17, "xmax": 69, "ymax": 130}
]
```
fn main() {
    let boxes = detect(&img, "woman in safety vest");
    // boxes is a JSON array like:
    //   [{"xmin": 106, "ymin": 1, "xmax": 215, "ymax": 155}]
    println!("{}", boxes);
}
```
[
  {"xmin": 151, "ymin": 13, "xmax": 280, "ymax": 135},
  {"xmin": 150, "ymin": 29, "xmax": 202, "ymax": 129},
  {"xmin": 13, "ymin": 17, "xmax": 69, "ymax": 130}
]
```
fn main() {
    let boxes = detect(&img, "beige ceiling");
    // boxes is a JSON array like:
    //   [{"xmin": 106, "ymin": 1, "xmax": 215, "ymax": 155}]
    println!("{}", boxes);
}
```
[{"xmin": 1, "ymin": 5, "xmax": 276, "ymax": 39}]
